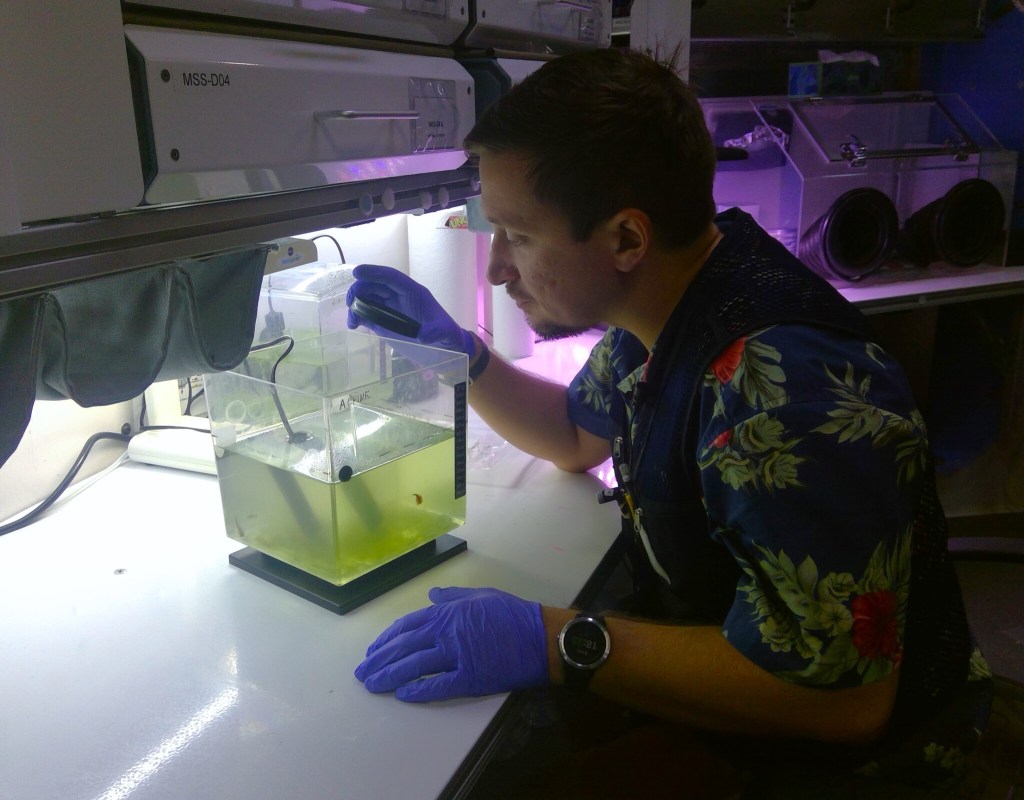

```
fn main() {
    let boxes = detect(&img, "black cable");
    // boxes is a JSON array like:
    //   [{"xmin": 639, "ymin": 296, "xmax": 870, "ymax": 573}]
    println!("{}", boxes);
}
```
[
  {"xmin": 311, "ymin": 234, "xmax": 346, "ymax": 262},
  {"xmin": 138, "ymin": 424, "xmax": 208, "ymax": 434},
  {"xmin": 0, "ymin": 410, "xmax": 214, "ymax": 537},
  {"xmin": 141, "ymin": 379, "xmax": 207, "ymax": 421},
  {"xmin": 259, "ymin": 291, "xmax": 286, "ymax": 342},
  {"xmin": 0, "ymin": 431, "xmax": 132, "ymax": 537},
  {"xmin": 2, "ymin": 336, "xmax": 307, "ymax": 536},
  {"xmin": 247, "ymin": 335, "xmax": 311, "ymax": 444},
  {"xmin": 185, "ymin": 386, "xmax": 205, "ymax": 416}
]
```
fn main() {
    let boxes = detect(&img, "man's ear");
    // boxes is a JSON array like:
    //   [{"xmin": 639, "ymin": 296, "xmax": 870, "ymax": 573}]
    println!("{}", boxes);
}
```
[{"xmin": 606, "ymin": 209, "xmax": 651, "ymax": 273}]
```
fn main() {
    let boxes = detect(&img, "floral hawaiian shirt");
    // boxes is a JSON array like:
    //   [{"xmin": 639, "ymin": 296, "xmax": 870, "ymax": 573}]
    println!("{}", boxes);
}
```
[{"xmin": 567, "ymin": 321, "xmax": 991, "ymax": 790}]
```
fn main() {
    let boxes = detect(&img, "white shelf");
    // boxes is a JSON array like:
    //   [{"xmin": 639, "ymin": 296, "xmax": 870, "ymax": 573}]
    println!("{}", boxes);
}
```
[{"xmin": 834, "ymin": 265, "xmax": 1024, "ymax": 313}]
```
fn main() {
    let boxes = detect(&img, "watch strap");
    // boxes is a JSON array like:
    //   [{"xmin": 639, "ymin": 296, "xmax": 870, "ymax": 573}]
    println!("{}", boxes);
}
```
[
  {"xmin": 468, "ymin": 339, "xmax": 491, "ymax": 384},
  {"xmin": 563, "ymin": 657, "xmax": 597, "ymax": 690}
]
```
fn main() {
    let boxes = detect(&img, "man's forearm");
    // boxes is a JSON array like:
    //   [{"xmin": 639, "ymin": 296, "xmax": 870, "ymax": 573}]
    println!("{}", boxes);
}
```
[
  {"xmin": 541, "ymin": 606, "xmax": 898, "ymax": 744},
  {"xmin": 468, "ymin": 339, "xmax": 609, "ymax": 471}
]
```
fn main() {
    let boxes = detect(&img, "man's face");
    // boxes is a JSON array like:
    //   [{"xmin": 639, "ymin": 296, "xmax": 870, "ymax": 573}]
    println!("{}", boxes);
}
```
[{"xmin": 479, "ymin": 150, "xmax": 615, "ymax": 340}]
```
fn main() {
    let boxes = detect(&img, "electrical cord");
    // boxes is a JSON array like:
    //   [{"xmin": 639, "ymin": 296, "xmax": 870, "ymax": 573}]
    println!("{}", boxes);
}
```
[
  {"xmin": 139, "ymin": 387, "xmax": 208, "ymax": 430},
  {"xmin": 185, "ymin": 384, "xmax": 205, "ymax": 416},
  {"xmin": 3, "ymin": 337, "xmax": 306, "ymax": 537},
  {"xmin": 311, "ymin": 234, "xmax": 346, "ymax": 262},
  {"xmin": 246, "ymin": 335, "xmax": 312, "ymax": 444},
  {"xmin": 0, "ymin": 430, "xmax": 133, "ymax": 537},
  {"xmin": 34, "ymin": 450, "xmax": 131, "ymax": 516},
  {"xmin": 0, "ymin": 414, "xmax": 213, "ymax": 538},
  {"xmin": 259, "ymin": 292, "xmax": 286, "ymax": 342},
  {"xmin": 185, "ymin": 378, "xmax": 195, "ymax": 414}
]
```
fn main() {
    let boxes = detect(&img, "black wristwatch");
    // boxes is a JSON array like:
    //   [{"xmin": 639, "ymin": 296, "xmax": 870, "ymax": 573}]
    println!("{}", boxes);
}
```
[{"xmin": 557, "ymin": 613, "xmax": 611, "ymax": 690}]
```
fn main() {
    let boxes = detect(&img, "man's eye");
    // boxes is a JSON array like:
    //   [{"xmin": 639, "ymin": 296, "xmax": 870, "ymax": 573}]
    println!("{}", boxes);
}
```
[{"xmin": 507, "ymin": 234, "xmax": 526, "ymax": 247}]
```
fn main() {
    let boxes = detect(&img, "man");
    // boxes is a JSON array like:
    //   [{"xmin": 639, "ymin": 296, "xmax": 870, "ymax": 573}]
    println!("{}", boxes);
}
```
[{"xmin": 348, "ymin": 48, "xmax": 991, "ymax": 795}]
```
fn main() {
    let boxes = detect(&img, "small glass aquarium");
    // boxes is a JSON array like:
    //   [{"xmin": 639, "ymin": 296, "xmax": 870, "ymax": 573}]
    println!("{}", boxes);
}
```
[{"xmin": 204, "ymin": 328, "xmax": 468, "ymax": 595}]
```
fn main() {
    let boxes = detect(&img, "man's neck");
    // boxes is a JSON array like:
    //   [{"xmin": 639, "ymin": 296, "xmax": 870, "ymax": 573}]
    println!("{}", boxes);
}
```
[{"xmin": 617, "ymin": 223, "xmax": 723, "ymax": 351}]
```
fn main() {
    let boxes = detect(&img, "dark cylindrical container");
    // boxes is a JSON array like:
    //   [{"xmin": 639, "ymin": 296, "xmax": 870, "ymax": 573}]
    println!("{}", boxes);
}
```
[
  {"xmin": 798, "ymin": 188, "xmax": 899, "ymax": 281},
  {"xmin": 899, "ymin": 178, "xmax": 1005, "ymax": 268}
]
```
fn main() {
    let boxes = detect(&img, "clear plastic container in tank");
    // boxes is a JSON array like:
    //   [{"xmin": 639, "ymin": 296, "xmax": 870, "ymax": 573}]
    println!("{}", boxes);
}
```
[
  {"xmin": 203, "ymin": 329, "xmax": 468, "ymax": 586},
  {"xmin": 254, "ymin": 261, "xmax": 354, "ymax": 353}
]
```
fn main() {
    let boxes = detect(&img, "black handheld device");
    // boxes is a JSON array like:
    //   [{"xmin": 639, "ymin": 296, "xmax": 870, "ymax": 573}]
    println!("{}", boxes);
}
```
[{"xmin": 350, "ymin": 297, "xmax": 422, "ymax": 338}]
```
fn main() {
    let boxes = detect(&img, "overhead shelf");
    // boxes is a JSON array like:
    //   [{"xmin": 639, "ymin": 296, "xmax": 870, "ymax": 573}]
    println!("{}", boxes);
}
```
[{"xmin": 0, "ymin": 166, "xmax": 480, "ymax": 301}]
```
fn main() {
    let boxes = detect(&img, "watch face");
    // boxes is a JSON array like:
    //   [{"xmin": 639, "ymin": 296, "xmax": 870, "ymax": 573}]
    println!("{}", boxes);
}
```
[{"xmin": 561, "ymin": 618, "xmax": 609, "ymax": 670}]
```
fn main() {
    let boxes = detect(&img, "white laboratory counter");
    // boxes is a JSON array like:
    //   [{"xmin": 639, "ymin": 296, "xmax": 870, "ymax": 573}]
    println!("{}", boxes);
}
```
[{"xmin": 0, "ymin": 445, "xmax": 619, "ymax": 800}]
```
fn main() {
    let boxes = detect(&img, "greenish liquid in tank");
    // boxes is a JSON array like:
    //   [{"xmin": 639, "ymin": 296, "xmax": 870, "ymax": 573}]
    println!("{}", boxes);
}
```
[{"xmin": 216, "ymin": 414, "xmax": 465, "ymax": 586}]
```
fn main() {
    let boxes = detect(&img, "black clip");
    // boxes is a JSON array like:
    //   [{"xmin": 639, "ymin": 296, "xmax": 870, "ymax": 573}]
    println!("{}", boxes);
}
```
[
  {"xmin": 632, "ymin": 380, "xmax": 649, "ymax": 407},
  {"xmin": 597, "ymin": 487, "xmax": 632, "ymax": 520}
]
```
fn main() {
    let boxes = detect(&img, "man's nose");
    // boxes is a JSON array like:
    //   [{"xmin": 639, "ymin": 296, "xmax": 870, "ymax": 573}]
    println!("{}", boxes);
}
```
[{"xmin": 486, "ymin": 231, "xmax": 517, "ymax": 286}]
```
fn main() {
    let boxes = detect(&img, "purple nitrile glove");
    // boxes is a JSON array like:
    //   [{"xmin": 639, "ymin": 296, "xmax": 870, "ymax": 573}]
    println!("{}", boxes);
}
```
[
  {"xmin": 354, "ymin": 587, "xmax": 549, "ymax": 703},
  {"xmin": 346, "ymin": 264, "xmax": 474, "ymax": 357}
]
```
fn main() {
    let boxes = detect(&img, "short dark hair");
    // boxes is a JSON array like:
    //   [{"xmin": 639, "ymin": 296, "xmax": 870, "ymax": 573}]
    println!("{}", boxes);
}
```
[{"xmin": 464, "ymin": 48, "xmax": 717, "ymax": 249}]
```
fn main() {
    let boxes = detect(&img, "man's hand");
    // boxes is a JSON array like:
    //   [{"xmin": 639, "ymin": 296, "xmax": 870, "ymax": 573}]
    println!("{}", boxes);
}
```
[
  {"xmin": 346, "ymin": 264, "xmax": 474, "ymax": 357},
  {"xmin": 354, "ymin": 587, "xmax": 549, "ymax": 702}
]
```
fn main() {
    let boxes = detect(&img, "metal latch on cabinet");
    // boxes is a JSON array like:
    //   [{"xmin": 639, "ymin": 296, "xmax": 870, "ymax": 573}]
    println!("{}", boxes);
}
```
[{"xmin": 840, "ymin": 135, "xmax": 868, "ymax": 168}]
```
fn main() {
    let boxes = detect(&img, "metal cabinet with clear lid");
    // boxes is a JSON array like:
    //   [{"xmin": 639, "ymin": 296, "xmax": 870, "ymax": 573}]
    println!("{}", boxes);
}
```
[{"xmin": 703, "ymin": 93, "xmax": 1017, "ymax": 283}]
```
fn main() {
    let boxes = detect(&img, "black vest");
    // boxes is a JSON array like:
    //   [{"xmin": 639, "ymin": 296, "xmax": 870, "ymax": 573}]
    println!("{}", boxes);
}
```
[
  {"xmin": 615, "ymin": 209, "xmax": 869, "ymax": 617},
  {"xmin": 614, "ymin": 209, "xmax": 973, "ymax": 716}
]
